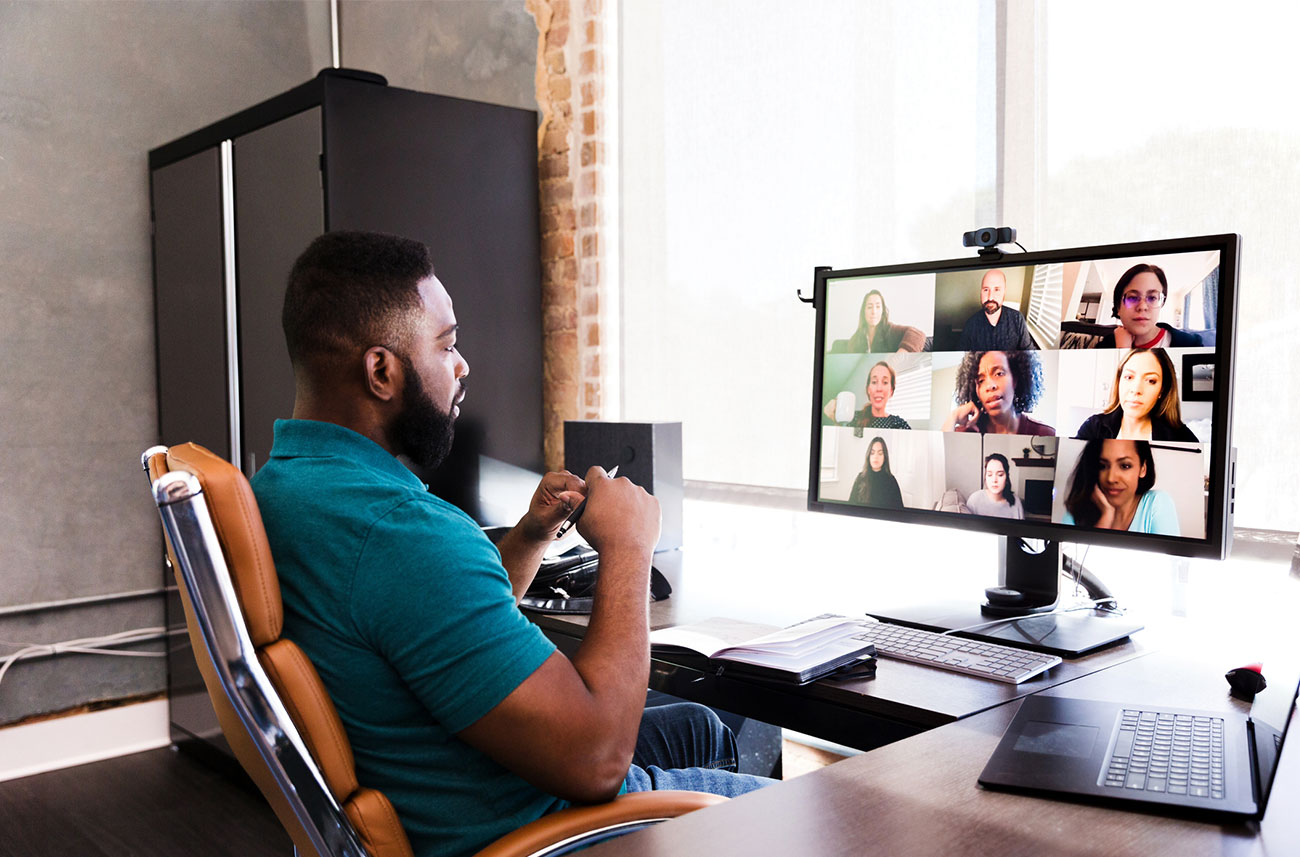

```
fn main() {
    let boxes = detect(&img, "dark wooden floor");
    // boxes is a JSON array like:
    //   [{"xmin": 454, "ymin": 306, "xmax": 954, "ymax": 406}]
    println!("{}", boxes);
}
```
[{"xmin": 0, "ymin": 746, "xmax": 289, "ymax": 857}]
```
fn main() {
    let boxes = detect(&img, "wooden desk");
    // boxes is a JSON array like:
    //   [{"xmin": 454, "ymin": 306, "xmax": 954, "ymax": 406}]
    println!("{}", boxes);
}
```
[
  {"xmin": 529, "ymin": 549, "xmax": 1148, "ymax": 751},
  {"xmin": 577, "ymin": 648, "xmax": 1299, "ymax": 856}
]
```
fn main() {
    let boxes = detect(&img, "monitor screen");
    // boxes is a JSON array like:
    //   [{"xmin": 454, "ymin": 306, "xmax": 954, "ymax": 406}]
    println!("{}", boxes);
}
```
[{"xmin": 808, "ymin": 234, "xmax": 1239, "ymax": 561}]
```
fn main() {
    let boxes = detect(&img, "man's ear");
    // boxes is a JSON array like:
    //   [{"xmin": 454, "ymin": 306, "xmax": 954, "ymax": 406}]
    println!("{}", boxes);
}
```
[{"xmin": 363, "ymin": 346, "xmax": 402, "ymax": 402}]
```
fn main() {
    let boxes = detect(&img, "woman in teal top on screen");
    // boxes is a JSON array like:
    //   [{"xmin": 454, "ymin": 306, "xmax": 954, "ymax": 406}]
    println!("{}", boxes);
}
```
[{"xmin": 1061, "ymin": 439, "xmax": 1180, "ymax": 535}]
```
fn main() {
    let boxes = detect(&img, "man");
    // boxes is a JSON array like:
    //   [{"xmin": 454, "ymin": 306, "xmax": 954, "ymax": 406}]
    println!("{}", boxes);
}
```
[
  {"xmin": 957, "ymin": 268, "xmax": 1036, "ymax": 350},
  {"xmin": 251, "ymin": 231, "xmax": 768, "ymax": 857}
]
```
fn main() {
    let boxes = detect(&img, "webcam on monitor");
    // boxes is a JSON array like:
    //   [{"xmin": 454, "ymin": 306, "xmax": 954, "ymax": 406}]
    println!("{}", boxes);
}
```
[{"xmin": 962, "ymin": 225, "xmax": 1017, "ymax": 249}]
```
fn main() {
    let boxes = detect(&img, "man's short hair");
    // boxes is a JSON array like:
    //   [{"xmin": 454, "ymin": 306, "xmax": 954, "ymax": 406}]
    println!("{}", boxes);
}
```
[{"xmin": 282, "ymin": 231, "xmax": 433, "ymax": 368}]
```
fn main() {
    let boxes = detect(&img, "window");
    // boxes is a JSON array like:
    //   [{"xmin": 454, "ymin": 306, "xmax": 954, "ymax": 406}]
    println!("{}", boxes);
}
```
[
  {"xmin": 619, "ymin": 1, "xmax": 1300, "ymax": 530},
  {"xmin": 1026, "ymin": 1, "xmax": 1300, "ymax": 529},
  {"xmin": 620, "ymin": 0, "xmax": 989, "ymax": 489}
]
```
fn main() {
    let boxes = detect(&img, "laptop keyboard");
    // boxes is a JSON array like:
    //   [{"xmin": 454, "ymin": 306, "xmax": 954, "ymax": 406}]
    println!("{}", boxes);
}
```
[
  {"xmin": 850, "ymin": 623, "xmax": 1061, "ymax": 684},
  {"xmin": 1101, "ymin": 709, "xmax": 1227, "ymax": 798}
]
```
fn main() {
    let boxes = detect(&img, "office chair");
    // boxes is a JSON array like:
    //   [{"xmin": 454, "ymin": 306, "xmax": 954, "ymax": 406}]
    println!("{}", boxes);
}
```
[{"xmin": 142, "ymin": 442, "xmax": 725, "ymax": 857}]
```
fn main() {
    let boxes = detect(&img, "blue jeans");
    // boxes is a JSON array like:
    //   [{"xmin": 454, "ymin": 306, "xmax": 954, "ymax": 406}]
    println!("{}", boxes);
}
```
[{"xmin": 623, "ymin": 702, "xmax": 776, "ymax": 797}]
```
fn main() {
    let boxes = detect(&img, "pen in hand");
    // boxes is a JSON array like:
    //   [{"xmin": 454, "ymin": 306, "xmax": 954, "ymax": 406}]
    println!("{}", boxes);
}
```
[{"xmin": 554, "ymin": 465, "xmax": 618, "ymax": 539}]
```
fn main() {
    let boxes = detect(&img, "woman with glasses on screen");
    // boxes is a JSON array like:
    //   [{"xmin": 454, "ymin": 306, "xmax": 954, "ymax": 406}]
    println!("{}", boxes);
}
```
[
  {"xmin": 1061, "ymin": 439, "xmax": 1180, "ymax": 535},
  {"xmin": 829, "ymin": 289, "xmax": 925, "ymax": 354},
  {"xmin": 965, "ymin": 453, "xmax": 1025, "ymax": 519},
  {"xmin": 823, "ymin": 361, "xmax": 912, "ymax": 429},
  {"xmin": 848, "ymin": 436, "xmax": 904, "ymax": 509},
  {"xmin": 943, "ymin": 350, "xmax": 1054, "ymax": 436},
  {"xmin": 1075, "ymin": 348, "xmax": 1200, "ymax": 442},
  {"xmin": 1099, "ymin": 264, "xmax": 1204, "ymax": 349}
]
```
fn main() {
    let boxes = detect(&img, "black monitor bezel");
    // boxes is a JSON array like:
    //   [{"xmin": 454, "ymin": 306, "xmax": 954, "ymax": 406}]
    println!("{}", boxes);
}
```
[{"xmin": 807, "ymin": 233, "xmax": 1240, "ymax": 560}]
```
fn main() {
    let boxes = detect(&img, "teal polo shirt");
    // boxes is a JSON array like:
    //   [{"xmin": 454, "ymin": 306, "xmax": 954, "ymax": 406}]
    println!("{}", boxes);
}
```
[{"xmin": 251, "ymin": 419, "xmax": 562, "ymax": 857}]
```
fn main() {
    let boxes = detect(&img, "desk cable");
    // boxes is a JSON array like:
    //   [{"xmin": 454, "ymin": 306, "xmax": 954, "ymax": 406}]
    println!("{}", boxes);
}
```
[{"xmin": 936, "ymin": 598, "xmax": 1125, "ymax": 640}]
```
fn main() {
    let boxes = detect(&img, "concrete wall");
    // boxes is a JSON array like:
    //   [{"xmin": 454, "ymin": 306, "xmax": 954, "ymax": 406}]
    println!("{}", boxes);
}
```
[
  {"xmin": 0, "ymin": 0, "xmax": 536, "ymax": 728},
  {"xmin": 341, "ymin": 0, "xmax": 537, "ymax": 110}
]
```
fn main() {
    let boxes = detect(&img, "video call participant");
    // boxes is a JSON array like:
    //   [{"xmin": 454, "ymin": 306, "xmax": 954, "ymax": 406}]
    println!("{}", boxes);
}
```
[
  {"xmin": 1099, "ymin": 263, "xmax": 1205, "ymax": 349},
  {"xmin": 1075, "ymin": 348, "xmax": 1199, "ymax": 442},
  {"xmin": 957, "ymin": 268, "xmax": 1035, "ymax": 351},
  {"xmin": 965, "ymin": 453, "xmax": 1025, "ymax": 519},
  {"xmin": 252, "ymin": 232, "xmax": 771, "ymax": 857},
  {"xmin": 823, "ymin": 361, "xmax": 912, "ymax": 429},
  {"xmin": 848, "ymin": 436, "xmax": 905, "ymax": 509},
  {"xmin": 829, "ymin": 288, "xmax": 925, "ymax": 354},
  {"xmin": 1061, "ymin": 439, "xmax": 1180, "ymax": 535},
  {"xmin": 943, "ymin": 350, "xmax": 1054, "ymax": 436}
]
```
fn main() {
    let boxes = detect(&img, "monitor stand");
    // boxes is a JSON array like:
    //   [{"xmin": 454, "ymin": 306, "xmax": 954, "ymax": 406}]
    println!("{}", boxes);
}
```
[{"xmin": 868, "ymin": 538, "xmax": 1143, "ymax": 659}]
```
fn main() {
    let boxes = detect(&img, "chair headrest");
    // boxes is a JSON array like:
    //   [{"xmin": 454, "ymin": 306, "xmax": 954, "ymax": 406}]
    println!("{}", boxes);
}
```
[{"xmin": 166, "ymin": 443, "xmax": 283, "ymax": 646}]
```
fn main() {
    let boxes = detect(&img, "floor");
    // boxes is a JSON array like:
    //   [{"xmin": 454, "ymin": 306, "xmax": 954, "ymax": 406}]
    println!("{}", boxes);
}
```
[
  {"xmin": 0, "ymin": 747, "xmax": 288, "ymax": 857},
  {"xmin": 780, "ymin": 738, "xmax": 849, "ymax": 779},
  {"xmin": 0, "ymin": 738, "xmax": 845, "ymax": 857}
]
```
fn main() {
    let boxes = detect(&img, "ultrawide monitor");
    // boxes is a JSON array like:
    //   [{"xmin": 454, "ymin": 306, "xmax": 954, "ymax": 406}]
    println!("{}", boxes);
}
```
[{"xmin": 807, "ymin": 234, "xmax": 1240, "ymax": 653}]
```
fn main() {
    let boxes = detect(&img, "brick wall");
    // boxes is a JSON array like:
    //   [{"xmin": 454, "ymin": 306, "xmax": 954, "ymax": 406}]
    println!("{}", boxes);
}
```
[{"xmin": 528, "ymin": 0, "xmax": 607, "ymax": 470}]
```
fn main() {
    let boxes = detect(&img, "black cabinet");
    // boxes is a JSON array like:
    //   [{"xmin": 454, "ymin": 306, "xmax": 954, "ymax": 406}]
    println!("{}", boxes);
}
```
[{"xmin": 149, "ymin": 69, "xmax": 542, "ymax": 756}]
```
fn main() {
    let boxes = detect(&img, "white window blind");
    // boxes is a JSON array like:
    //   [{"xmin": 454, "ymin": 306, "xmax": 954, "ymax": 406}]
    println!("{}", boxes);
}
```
[{"xmin": 1025, "ymin": 262, "xmax": 1063, "ymax": 347}]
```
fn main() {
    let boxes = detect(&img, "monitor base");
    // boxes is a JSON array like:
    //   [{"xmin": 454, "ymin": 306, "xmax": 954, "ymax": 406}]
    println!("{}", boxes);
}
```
[{"xmin": 867, "ymin": 601, "xmax": 1142, "ymax": 659}]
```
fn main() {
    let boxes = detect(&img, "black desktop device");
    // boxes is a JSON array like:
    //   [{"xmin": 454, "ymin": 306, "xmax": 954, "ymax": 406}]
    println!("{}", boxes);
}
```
[{"xmin": 807, "ymin": 233, "xmax": 1240, "ymax": 657}]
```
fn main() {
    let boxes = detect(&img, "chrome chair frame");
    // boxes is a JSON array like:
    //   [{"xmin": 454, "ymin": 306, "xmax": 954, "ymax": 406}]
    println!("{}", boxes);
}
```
[{"xmin": 146, "ymin": 449, "xmax": 369, "ymax": 857}]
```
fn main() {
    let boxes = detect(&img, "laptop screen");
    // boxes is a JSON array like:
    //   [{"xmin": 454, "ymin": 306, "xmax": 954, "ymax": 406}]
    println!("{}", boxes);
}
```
[{"xmin": 1249, "ymin": 654, "xmax": 1300, "ymax": 809}]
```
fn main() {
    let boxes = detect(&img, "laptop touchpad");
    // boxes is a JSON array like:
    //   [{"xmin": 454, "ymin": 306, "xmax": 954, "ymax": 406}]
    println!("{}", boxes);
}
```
[{"xmin": 1012, "ymin": 721, "xmax": 1099, "ymax": 758}]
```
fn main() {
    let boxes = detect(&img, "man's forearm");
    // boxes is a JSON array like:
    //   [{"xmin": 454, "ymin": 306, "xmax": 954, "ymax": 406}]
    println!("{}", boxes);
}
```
[
  {"xmin": 569, "ymin": 546, "xmax": 653, "ymax": 737},
  {"xmin": 495, "ymin": 523, "xmax": 549, "ymax": 601}
]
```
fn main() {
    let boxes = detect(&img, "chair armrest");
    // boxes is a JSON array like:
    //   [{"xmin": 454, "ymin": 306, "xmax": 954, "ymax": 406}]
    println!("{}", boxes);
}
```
[{"xmin": 473, "ymin": 791, "xmax": 727, "ymax": 857}]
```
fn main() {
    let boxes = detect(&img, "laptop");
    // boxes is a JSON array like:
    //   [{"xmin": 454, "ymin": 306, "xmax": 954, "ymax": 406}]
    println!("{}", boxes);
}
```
[{"xmin": 978, "ymin": 656, "xmax": 1300, "ymax": 820}]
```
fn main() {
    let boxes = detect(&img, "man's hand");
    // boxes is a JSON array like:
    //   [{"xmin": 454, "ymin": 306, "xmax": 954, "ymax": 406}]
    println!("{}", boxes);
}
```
[
  {"xmin": 575, "ymin": 466, "xmax": 660, "ymax": 558},
  {"xmin": 1112, "ymin": 326, "xmax": 1134, "ymax": 348},
  {"xmin": 519, "ymin": 470, "xmax": 587, "ymax": 542},
  {"xmin": 496, "ymin": 470, "xmax": 586, "ymax": 600}
]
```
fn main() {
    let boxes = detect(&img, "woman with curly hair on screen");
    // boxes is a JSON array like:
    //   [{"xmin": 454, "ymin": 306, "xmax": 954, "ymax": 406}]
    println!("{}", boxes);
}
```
[{"xmin": 942, "ymin": 350, "xmax": 1054, "ymax": 436}]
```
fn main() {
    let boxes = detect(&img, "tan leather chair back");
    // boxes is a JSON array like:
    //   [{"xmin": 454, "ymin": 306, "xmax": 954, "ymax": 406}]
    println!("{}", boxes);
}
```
[{"xmin": 147, "ymin": 443, "xmax": 411, "ymax": 857}]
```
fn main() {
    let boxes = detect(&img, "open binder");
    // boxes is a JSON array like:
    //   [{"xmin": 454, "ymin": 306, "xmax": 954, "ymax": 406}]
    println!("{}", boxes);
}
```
[{"xmin": 649, "ymin": 615, "xmax": 878, "ymax": 685}]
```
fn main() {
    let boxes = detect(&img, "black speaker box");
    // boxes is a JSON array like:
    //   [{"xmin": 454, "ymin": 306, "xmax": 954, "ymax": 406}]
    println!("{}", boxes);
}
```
[{"xmin": 564, "ymin": 421, "xmax": 683, "ymax": 550}]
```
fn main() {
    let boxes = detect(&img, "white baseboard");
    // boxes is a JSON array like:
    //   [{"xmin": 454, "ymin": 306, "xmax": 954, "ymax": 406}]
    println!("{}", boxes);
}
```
[{"xmin": 0, "ymin": 699, "xmax": 171, "ymax": 782}]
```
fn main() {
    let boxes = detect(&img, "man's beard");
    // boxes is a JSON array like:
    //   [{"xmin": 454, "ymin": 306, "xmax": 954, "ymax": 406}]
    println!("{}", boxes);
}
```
[
  {"xmin": 390, "ymin": 358, "xmax": 458, "ymax": 470},
  {"xmin": 983, "ymin": 300, "xmax": 1001, "ymax": 315}
]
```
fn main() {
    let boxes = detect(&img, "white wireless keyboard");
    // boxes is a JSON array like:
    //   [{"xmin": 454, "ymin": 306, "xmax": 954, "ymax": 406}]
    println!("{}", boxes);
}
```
[{"xmin": 851, "ymin": 621, "xmax": 1061, "ymax": 684}]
